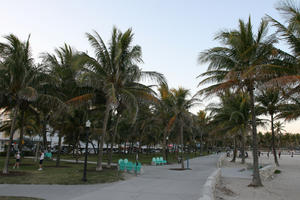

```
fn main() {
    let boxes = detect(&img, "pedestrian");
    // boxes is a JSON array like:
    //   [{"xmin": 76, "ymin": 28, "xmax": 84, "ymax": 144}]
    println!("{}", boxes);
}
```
[
  {"xmin": 278, "ymin": 150, "xmax": 281, "ymax": 159},
  {"xmin": 13, "ymin": 151, "xmax": 21, "ymax": 169},
  {"xmin": 291, "ymin": 150, "xmax": 294, "ymax": 157},
  {"xmin": 38, "ymin": 151, "xmax": 44, "ymax": 171},
  {"xmin": 267, "ymin": 151, "xmax": 269, "ymax": 158}
]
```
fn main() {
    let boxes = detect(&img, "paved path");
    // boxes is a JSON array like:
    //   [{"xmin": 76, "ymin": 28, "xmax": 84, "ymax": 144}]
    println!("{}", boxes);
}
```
[{"xmin": 0, "ymin": 154, "xmax": 219, "ymax": 200}]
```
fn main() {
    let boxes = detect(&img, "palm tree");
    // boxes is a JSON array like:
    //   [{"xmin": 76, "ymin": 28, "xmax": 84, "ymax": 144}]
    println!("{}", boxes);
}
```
[
  {"xmin": 42, "ymin": 44, "xmax": 83, "ymax": 166},
  {"xmin": 168, "ymin": 88, "xmax": 199, "ymax": 169},
  {"xmin": 257, "ymin": 88, "xmax": 281, "ymax": 166},
  {"xmin": 208, "ymin": 91, "xmax": 251, "ymax": 163},
  {"xmin": 267, "ymin": 1, "xmax": 300, "ymax": 99},
  {"xmin": 196, "ymin": 110, "xmax": 210, "ymax": 154},
  {"xmin": 0, "ymin": 34, "xmax": 39, "ymax": 174},
  {"xmin": 82, "ymin": 27, "xmax": 165, "ymax": 171},
  {"xmin": 198, "ymin": 17, "xmax": 279, "ymax": 186},
  {"xmin": 274, "ymin": 121, "xmax": 286, "ymax": 148},
  {"xmin": 157, "ymin": 83, "xmax": 174, "ymax": 161}
]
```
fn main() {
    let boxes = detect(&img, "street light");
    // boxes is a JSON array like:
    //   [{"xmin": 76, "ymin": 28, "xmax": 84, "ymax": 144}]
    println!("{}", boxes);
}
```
[
  {"xmin": 82, "ymin": 120, "xmax": 91, "ymax": 182},
  {"xmin": 166, "ymin": 136, "xmax": 169, "ymax": 164}
]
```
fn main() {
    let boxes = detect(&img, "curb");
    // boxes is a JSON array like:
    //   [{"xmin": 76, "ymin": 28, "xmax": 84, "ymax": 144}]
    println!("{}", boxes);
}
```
[
  {"xmin": 199, "ymin": 168, "xmax": 221, "ymax": 200},
  {"xmin": 259, "ymin": 164, "xmax": 276, "ymax": 181},
  {"xmin": 199, "ymin": 154, "xmax": 224, "ymax": 200},
  {"xmin": 216, "ymin": 154, "xmax": 226, "ymax": 168}
]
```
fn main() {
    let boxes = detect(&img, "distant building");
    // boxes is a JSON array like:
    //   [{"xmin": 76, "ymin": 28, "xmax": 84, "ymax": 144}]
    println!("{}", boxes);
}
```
[{"xmin": 0, "ymin": 108, "xmax": 19, "ymax": 152}]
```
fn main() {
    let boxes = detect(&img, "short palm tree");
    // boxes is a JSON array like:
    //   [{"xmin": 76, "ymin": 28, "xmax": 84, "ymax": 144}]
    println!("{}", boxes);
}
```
[
  {"xmin": 257, "ymin": 88, "xmax": 282, "ymax": 166},
  {"xmin": 208, "ymin": 91, "xmax": 251, "ymax": 163},
  {"xmin": 169, "ymin": 88, "xmax": 199, "ymax": 169}
]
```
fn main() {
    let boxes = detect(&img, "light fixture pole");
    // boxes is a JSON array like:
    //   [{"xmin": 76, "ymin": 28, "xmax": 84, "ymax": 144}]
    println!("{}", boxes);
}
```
[{"xmin": 82, "ymin": 120, "xmax": 91, "ymax": 182}]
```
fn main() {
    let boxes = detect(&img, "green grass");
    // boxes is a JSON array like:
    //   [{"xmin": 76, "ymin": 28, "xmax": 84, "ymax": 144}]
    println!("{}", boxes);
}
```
[
  {"xmin": 0, "ymin": 197, "xmax": 44, "ymax": 200},
  {"xmin": 60, "ymin": 152, "xmax": 207, "ymax": 165},
  {"xmin": 0, "ymin": 158, "xmax": 123, "ymax": 184}
]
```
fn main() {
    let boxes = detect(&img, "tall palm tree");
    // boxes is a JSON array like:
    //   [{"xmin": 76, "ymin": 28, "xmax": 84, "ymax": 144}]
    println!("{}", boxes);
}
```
[
  {"xmin": 0, "ymin": 34, "xmax": 39, "ymax": 174},
  {"xmin": 82, "ymin": 27, "xmax": 165, "ymax": 171},
  {"xmin": 257, "ymin": 88, "xmax": 281, "ymax": 166},
  {"xmin": 198, "ymin": 17, "xmax": 279, "ymax": 186},
  {"xmin": 267, "ymin": 1, "xmax": 300, "ymax": 99}
]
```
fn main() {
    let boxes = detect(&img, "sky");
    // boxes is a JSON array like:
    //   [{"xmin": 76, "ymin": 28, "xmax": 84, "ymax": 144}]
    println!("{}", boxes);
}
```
[{"xmin": 0, "ymin": 0, "xmax": 299, "ymax": 133}]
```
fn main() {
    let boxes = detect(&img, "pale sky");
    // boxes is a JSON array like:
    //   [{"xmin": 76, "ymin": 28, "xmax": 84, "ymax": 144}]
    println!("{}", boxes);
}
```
[{"xmin": 1, "ymin": 0, "xmax": 299, "ymax": 133}]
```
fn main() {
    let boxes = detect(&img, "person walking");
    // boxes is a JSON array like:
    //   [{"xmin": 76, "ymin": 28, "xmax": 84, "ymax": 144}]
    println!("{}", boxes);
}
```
[
  {"xmin": 13, "ymin": 151, "xmax": 21, "ymax": 169},
  {"xmin": 278, "ymin": 150, "xmax": 281, "ymax": 159},
  {"xmin": 38, "ymin": 151, "xmax": 44, "ymax": 171}
]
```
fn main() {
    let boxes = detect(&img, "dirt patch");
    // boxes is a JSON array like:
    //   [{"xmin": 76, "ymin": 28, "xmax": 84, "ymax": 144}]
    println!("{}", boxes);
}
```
[
  {"xmin": 0, "ymin": 171, "xmax": 28, "ymax": 177},
  {"xmin": 169, "ymin": 168, "xmax": 192, "ymax": 171},
  {"xmin": 215, "ymin": 179, "xmax": 236, "ymax": 200},
  {"xmin": 46, "ymin": 165, "xmax": 71, "ymax": 168},
  {"xmin": 18, "ymin": 163, "xmax": 36, "ymax": 167}
]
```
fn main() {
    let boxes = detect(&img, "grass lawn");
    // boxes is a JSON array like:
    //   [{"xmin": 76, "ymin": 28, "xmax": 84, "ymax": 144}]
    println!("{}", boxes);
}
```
[
  {"xmin": 60, "ymin": 152, "xmax": 208, "ymax": 165},
  {"xmin": 0, "ymin": 158, "xmax": 123, "ymax": 184},
  {"xmin": 0, "ymin": 197, "xmax": 44, "ymax": 200}
]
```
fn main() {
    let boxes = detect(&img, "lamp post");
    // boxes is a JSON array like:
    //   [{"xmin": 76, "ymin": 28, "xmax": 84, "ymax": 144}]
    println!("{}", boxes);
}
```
[
  {"xmin": 82, "ymin": 120, "xmax": 91, "ymax": 182},
  {"xmin": 166, "ymin": 136, "xmax": 169, "ymax": 164}
]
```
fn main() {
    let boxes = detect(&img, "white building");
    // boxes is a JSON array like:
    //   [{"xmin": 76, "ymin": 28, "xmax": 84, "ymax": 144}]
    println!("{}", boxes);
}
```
[{"xmin": 0, "ymin": 108, "xmax": 20, "ymax": 152}]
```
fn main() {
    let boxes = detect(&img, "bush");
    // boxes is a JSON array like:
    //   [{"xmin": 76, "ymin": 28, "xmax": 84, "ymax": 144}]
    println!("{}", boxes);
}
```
[{"xmin": 274, "ymin": 169, "xmax": 281, "ymax": 174}]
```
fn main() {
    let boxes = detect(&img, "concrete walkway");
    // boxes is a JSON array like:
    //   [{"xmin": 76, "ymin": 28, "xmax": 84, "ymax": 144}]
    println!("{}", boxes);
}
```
[{"xmin": 0, "ymin": 154, "xmax": 219, "ymax": 200}]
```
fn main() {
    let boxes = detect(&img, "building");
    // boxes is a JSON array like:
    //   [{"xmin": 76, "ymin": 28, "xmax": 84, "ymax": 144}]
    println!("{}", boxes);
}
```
[{"xmin": 0, "ymin": 108, "xmax": 20, "ymax": 152}]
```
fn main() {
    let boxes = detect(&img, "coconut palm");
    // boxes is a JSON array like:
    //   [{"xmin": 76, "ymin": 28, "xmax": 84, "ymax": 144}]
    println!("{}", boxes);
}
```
[
  {"xmin": 81, "ymin": 27, "xmax": 165, "ymax": 171},
  {"xmin": 267, "ymin": 1, "xmax": 300, "ymax": 97},
  {"xmin": 41, "ymin": 44, "xmax": 85, "ymax": 166},
  {"xmin": 168, "ymin": 88, "xmax": 199, "ymax": 169},
  {"xmin": 257, "ymin": 88, "xmax": 282, "ymax": 166},
  {"xmin": 156, "ymin": 83, "xmax": 175, "ymax": 161},
  {"xmin": 274, "ymin": 121, "xmax": 286, "ymax": 148},
  {"xmin": 0, "ymin": 34, "xmax": 40, "ymax": 174},
  {"xmin": 208, "ymin": 91, "xmax": 251, "ymax": 163},
  {"xmin": 196, "ymin": 110, "xmax": 210, "ymax": 154},
  {"xmin": 198, "ymin": 17, "xmax": 280, "ymax": 186}
]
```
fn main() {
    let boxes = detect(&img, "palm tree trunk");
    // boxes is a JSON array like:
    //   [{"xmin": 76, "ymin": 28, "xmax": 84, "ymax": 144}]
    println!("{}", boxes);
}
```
[
  {"xmin": 3, "ymin": 106, "xmax": 19, "ymax": 174},
  {"xmin": 18, "ymin": 110, "xmax": 25, "ymax": 154},
  {"xmin": 249, "ymin": 87, "xmax": 263, "ymax": 187},
  {"xmin": 35, "ymin": 141, "xmax": 40, "ymax": 162},
  {"xmin": 56, "ymin": 131, "xmax": 62, "ymax": 167},
  {"xmin": 241, "ymin": 129, "xmax": 246, "ymax": 164},
  {"xmin": 231, "ymin": 136, "xmax": 237, "ymax": 162},
  {"xmin": 107, "ymin": 115, "xmax": 120, "ymax": 168},
  {"xmin": 42, "ymin": 116, "xmax": 48, "ymax": 151},
  {"xmin": 180, "ymin": 121, "xmax": 184, "ymax": 169},
  {"xmin": 90, "ymin": 140, "xmax": 97, "ymax": 154},
  {"xmin": 96, "ymin": 99, "xmax": 111, "ymax": 171},
  {"xmin": 271, "ymin": 114, "xmax": 279, "ymax": 166},
  {"xmin": 162, "ymin": 128, "xmax": 168, "ymax": 160}
]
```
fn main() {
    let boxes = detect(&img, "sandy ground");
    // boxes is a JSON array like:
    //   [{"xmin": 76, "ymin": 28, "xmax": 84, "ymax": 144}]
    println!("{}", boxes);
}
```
[{"xmin": 216, "ymin": 154, "xmax": 300, "ymax": 200}]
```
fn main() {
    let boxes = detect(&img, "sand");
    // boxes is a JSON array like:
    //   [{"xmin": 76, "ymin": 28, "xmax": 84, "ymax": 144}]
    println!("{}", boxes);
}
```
[{"xmin": 216, "ymin": 154, "xmax": 300, "ymax": 200}]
